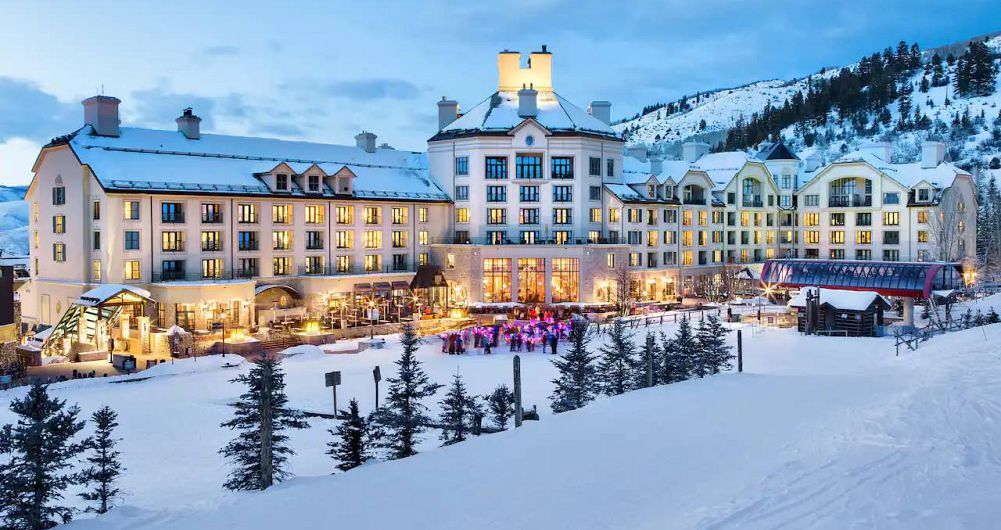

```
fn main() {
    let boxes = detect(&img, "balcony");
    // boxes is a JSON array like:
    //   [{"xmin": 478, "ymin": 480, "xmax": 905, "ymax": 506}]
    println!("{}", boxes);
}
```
[
  {"xmin": 152, "ymin": 269, "xmax": 257, "ymax": 283},
  {"xmin": 161, "ymin": 214, "xmax": 185, "ymax": 224},
  {"xmin": 682, "ymin": 197, "xmax": 705, "ymax": 206},
  {"xmin": 828, "ymin": 195, "xmax": 872, "ymax": 208},
  {"xmin": 741, "ymin": 196, "xmax": 763, "ymax": 208},
  {"xmin": 432, "ymin": 236, "xmax": 621, "ymax": 246},
  {"xmin": 297, "ymin": 264, "xmax": 418, "ymax": 276}
]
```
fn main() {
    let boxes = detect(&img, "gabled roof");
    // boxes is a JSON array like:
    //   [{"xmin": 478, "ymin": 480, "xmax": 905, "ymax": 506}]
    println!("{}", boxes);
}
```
[
  {"xmin": 754, "ymin": 142, "xmax": 800, "ymax": 161},
  {"xmin": 828, "ymin": 150, "xmax": 968, "ymax": 190},
  {"xmin": 788, "ymin": 287, "xmax": 889, "ymax": 311},
  {"xmin": 74, "ymin": 285, "xmax": 152, "ymax": 307},
  {"xmin": 57, "ymin": 126, "xmax": 450, "ymax": 201},
  {"xmin": 434, "ymin": 91, "xmax": 619, "ymax": 140}
]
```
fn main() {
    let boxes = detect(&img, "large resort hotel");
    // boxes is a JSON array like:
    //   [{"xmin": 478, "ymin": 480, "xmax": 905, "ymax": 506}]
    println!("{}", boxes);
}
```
[{"xmin": 20, "ymin": 46, "xmax": 977, "ymax": 361}]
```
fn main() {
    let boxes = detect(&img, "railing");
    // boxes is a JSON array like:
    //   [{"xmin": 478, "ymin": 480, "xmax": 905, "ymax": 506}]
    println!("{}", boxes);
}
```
[
  {"xmin": 828, "ymin": 195, "xmax": 872, "ymax": 207},
  {"xmin": 741, "ymin": 197, "xmax": 763, "ymax": 208},
  {"xmin": 682, "ymin": 197, "xmax": 705, "ymax": 205},
  {"xmin": 296, "ymin": 264, "xmax": 418, "ymax": 276},
  {"xmin": 161, "ymin": 214, "xmax": 185, "ymax": 223},
  {"xmin": 152, "ymin": 269, "xmax": 257, "ymax": 283},
  {"xmin": 432, "ymin": 236, "xmax": 621, "ymax": 246}
]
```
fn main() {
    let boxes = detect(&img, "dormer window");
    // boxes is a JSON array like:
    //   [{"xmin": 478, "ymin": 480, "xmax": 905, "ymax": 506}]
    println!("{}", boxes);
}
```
[
  {"xmin": 276, "ymin": 173, "xmax": 289, "ymax": 191},
  {"xmin": 308, "ymin": 174, "xmax": 320, "ymax": 193},
  {"xmin": 665, "ymin": 185, "xmax": 674, "ymax": 199},
  {"xmin": 917, "ymin": 188, "xmax": 929, "ymax": 202},
  {"xmin": 647, "ymin": 184, "xmax": 656, "ymax": 198}
]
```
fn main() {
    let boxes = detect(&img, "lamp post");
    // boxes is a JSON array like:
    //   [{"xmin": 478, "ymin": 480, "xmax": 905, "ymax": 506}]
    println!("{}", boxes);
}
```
[{"xmin": 368, "ymin": 298, "xmax": 377, "ymax": 339}]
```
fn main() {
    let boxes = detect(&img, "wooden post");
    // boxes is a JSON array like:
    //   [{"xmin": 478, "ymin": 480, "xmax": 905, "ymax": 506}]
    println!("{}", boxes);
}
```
[
  {"xmin": 513, "ymin": 355, "xmax": 523, "ymax": 428},
  {"xmin": 737, "ymin": 329, "xmax": 743, "ymax": 373},
  {"xmin": 645, "ymin": 334, "xmax": 654, "ymax": 387}
]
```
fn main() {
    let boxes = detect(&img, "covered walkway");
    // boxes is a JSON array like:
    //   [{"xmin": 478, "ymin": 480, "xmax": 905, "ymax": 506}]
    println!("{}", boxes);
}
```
[{"xmin": 759, "ymin": 259, "xmax": 966, "ymax": 298}]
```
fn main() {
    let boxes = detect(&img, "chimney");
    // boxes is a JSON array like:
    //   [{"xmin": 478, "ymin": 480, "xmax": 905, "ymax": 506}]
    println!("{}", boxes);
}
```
[
  {"xmin": 649, "ymin": 156, "xmax": 663, "ymax": 176},
  {"xmin": 920, "ymin": 140, "xmax": 946, "ymax": 168},
  {"xmin": 803, "ymin": 152, "xmax": 823, "ymax": 173},
  {"xmin": 518, "ymin": 84, "xmax": 538, "ymax": 118},
  {"xmin": 437, "ymin": 97, "xmax": 459, "ymax": 130},
  {"xmin": 355, "ymin": 131, "xmax": 377, "ymax": 153},
  {"xmin": 175, "ymin": 107, "xmax": 202, "ymax": 140},
  {"xmin": 498, "ymin": 46, "xmax": 553, "ymax": 93},
  {"xmin": 589, "ymin": 100, "xmax": 611, "ymax": 126},
  {"xmin": 82, "ymin": 95, "xmax": 121, "ymax": 137},
  {"xmin": 860, "ymin": 141, "xmax": 892, "ymax": 163},
  {"xmin": 626, "ymin": 144, "xmax": 647, "ymax": 162},
  {"xmin": 682, "ymin": 141, "xmax": 710, "ymax": 163}
]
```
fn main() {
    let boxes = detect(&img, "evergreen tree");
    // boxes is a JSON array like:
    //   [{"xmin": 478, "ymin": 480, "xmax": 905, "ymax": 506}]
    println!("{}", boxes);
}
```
[
  {"xmin": 78, "ymin": 406, "xmax": 123, "ymax": 514},
  {"xmin": 219, "ymin": 353, "xmax": 308, "ymax": 491},
  {"xmin": 658, "ymin": 332, "xmax": 686, "ymax": 384},
  {"xmin": 327, "ymin": 399, "xmax": 369, "ymax": 472},
  {"xmin": 370, "ymin": 323, "xmax": 442, "ymax": 459},
  {"xmin": 484, "ymin": 385, "xmax": 515, "ymax": 430},
  {"xmin": 636, "ymin": 332, "xmax": 660, "ymax": 388},
  {"xmin": 955, "ymin": 40, "xmax": 998, "ymax": 98},
  {"xmin": 674, "ymin": 317, "xmax": 703, "ymax": 378},
  {"xmin": 962, "ymin": 308, "xmax": 973, "ymax": 329},
  {"xmin": 0, "ymin": 383, "xmax": 88, "ymax": 529},
  {"xmin": 596, "ymin": 318, "xmax": 637, "ymax": 396},
  {"xmin": 989, "ymin": 307, "xmax": 1000, "ymax": 324},
  {"xmin": 973, "ymin": 309, "xmax": 985, "ymax": 326},
  {"xmin": 437, "ymin": 372, "xmax": 482, "ymax": 446},
  {"xmin": 697, "ymin": 314, "xmax": 734, "ymax": 374},
  {"xmin": 549, "ymin": 320, "xmax": 598, "ymax": 413}
]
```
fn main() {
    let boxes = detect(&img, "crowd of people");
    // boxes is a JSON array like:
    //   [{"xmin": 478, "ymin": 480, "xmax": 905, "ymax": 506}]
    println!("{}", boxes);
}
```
[{"xmin": 439, "ymin": 313, "xmax": 575, "ymax": 355}]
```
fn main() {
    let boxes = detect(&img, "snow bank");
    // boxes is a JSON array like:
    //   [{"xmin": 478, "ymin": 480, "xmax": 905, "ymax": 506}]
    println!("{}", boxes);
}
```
[{"xmin": 279, "ymin": 345, "xmax": 327, "ymax": 361}]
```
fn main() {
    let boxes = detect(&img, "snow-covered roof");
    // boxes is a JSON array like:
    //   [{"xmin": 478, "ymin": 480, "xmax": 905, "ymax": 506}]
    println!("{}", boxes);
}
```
[
  {"xmin": 833, "ymin": 150, "xmax": 967, "ymax": 189},
  {"xmin": 65, "ymin": 126, "xmax": 450, "ymax": 201},
  {"xmin": 622, "ymin": 157, "xmax": 696, "ymax": 186},
  {"xmin": 74, "ymin": 284, "xmax": 153, "ymax": 307},
  {"xmin": 754, "ymin": 142, "xmax": 799, "ymax": 161},
  {"xmin": 788, "ymin": 287, "xmax": 888, "ymax": 311},
  {"xmin": 692, "ymin": 151, "xmax": 755, "ymax": 190},
  {"xmin": 439, "ymin": 91, "xmax": 618, "ymax": 138},
  {"xmin": 604, "ymin": 183, "xmax": 646, "ymax": 203}
]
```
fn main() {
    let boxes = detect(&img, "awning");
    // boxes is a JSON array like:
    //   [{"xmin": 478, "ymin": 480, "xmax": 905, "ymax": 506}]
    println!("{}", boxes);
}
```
[
  {"xmin": 74, "ymin": 284, "xmax": 153, "ymax": 307},
  {"xmin": 411, "ymin": 265, "xmax": 448, "ymax": 289},
  {"xmin": 391, "ymin": 281, "xmax": 410, "ymax": 290},
  {"xmin": 254, "ymin": 284, "xmax": 301, "ymax": 299},
  {"xmin": 374, "ymin": 282, "xmax": 392, "ymax": 291},
  {"xmin": 353, "ymin": 283, "xmax": 372, "ymax": 292}
]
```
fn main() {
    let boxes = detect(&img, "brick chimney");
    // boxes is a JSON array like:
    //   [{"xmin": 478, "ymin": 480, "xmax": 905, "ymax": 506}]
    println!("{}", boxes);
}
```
[
  {"xmin": 176, "ymin": 108, "xmax": 202, "ymax": 140},
  {"xmin": 437, "ymin": 97, "xmax": 459, "ymax": 130},
  {"xmin": 82, "ymin": 95, "xmax": 121, "ymax": 137},
  {"xmin": 355, "ymin": 131, "xmax": 377, "ymax": 153}
]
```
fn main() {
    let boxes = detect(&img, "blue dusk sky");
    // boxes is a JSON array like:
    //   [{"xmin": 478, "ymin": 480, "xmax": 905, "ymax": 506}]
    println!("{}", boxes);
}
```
[{"xmin": 0, "ymin": 0, "xmax": 997, "ymax": 184}]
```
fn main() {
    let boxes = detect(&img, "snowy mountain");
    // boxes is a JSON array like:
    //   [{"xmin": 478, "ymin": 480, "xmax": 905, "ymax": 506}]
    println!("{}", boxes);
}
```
[
  {"xmin": 615, "ymin": 32, "xmax": 1001, "ymax": 173},
  {"xmin": 0, "ymin": 185, "xmax": 28, "ymax": 258}
]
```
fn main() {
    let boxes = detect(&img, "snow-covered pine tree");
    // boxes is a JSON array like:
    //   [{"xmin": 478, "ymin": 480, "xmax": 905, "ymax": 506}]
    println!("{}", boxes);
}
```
[
  {"xmin": 596, "ymin": 318, "xmax": 637, "ymax": 396},
  {"xmin": 697, "ymin": 314, "xmax": 733, "ymax": 374},
  {"xmin": 484, "ymin": 385, "xmax": 515, "ymax": 430},
  {"xmin": 549, "ymin": 320, "xmax": 598, "ymax": 413},
  {"xmin": 674, "ymin": 317, "xmax": 702, "ymax": 378},
  {"xmin": 327, "ymin": 398, "xmax": 370, "ymax": 472},
  {"xmin": 437, "ymin": 372, "xmax": 482, "ymax": 446},
  {"xmin": 962, "ymin": 308, "xmax": 973, "ymax": 329},
  {"xmin": 219, "ymin": 353, "xmax": 308, "ymax": 491},
  {"xmin": 79, "ymin": 406, "xmax": 123, "ymax": 514},
  {"xmin": 988, "ymin": 307, "xmax": 1000, "ymax": 324},
  {"xmin": 657, "ymin": 331, "xmax": 685, "ymax": 384},
  {"xmin": 370, "ymin": 323, "xmax": 443, "ymax": 459},
  {"xmin": 0, "ymin": 382, "xmax": 88, "ymax": 529}
]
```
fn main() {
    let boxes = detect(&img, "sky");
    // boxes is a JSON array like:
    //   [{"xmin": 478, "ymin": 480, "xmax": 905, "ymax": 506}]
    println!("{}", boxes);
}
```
[{"xmin": 0, "ymin": 0, "xmax": 998, "ymax": 185}]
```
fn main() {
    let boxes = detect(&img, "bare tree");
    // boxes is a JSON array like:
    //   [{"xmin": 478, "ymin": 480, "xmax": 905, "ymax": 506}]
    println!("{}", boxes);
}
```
[
  {"xmin": 694, "ymin": 263, "xmax": 741, "ymax": 304},
  {"xmin": 928, "ymin": 188, "xmax": 967, "ymax": 262},
  {"xmin": 606, "ymin": 263, "xmax": 635, "ymax": 317}
]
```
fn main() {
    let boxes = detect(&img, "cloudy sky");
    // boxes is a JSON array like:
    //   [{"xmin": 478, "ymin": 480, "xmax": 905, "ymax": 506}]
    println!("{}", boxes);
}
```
[{"xmin": 0, "ymin": 0, "xmax": 997, "ymax": 185}]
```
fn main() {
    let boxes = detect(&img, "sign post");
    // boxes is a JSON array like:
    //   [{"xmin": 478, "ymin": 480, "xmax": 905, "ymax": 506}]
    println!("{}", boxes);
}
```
[
  {"xmin": 372, "ymin": 366, "xmax": 382, "ymax": 408},
  {"xmin": 737, "ymin": 329, "xmax": 743, "ymax": 373},
  {"xmin": 325, "ymin": 371, "xmax": 342, "ymax": 417},
  {"xmin": 645, "ymin": 333, "xmax": 654, "ymax": 387}
]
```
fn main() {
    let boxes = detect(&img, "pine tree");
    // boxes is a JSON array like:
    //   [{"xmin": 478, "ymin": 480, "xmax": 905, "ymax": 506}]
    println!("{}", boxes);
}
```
[
  {"xmin": 0, "ymin": 383, "xmax": 88, "ymax": 529},
  {"xmin": 658, "ymin": 332, "xmax": 685, "ymax": 384},
  {"xmin": 219, "ymin": 353, "xmax": 308, "ymax": 491},
  {"xmin": 549, "ymin": 320, "xmax": 598, "ymax": 413},
  {"xmin": 989, "ymin": 307, "xmax": 1000, "ymax": 324},
  {"xmin": 636, "ymin": 332, "xmax": 660, "ymax": 388},
  {"xmin": 697, "ymin": 314, "xmax": 733, "ymax": 374},
  {"xmin": 596, "ymin": 318, "xmax": 636, "ymax": 396},
  {"xmin": 674, "ymin": 317, "xmax": 702, "ymax": 378},
  {"xmin": 962, "ymin": 308, "xmax": 973, "ymax": 329},
  {"xmin": 484, "ymin": 385, "xmax": 515, "ymax": 430},
  {"xmin": 437, "ymin": 372, "xmax": 482, "ymax": 446},
  {"xmin": 78, "ymin": 406, "xmax": 123, "ymax": 514},
  {"xmin": 370, "ymin": 323, "xmax": 443, "ymax": 459},
  {"xmin": 327, "ymin": 399, "xmax": 369, "ymax": 472}
]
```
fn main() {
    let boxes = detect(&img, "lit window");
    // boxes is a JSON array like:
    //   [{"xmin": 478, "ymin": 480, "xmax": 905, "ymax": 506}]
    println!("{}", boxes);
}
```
[
  {"xmin": 305, "ymin": 205, "xmax": 325, "ymax": 224},
  {"xmin": 124, "ymin": 260, "xmax": 141, "ymax": 280}
]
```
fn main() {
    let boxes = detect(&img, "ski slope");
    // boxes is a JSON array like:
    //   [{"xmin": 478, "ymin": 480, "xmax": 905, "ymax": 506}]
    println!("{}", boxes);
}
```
[{"xmin": 14, "ymin": 316, "xmax": 995, "ymax": 530}]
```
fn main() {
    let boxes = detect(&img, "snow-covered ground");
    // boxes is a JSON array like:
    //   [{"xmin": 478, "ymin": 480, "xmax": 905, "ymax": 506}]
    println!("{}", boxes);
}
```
[{"xmin": 0, "ymin": 316, "xmax": 993, "ymax": 529}]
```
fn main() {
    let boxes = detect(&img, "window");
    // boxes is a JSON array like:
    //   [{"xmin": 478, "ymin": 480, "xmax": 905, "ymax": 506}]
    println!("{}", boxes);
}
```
[
  {"xmin": 883, "ymin": 212, "xmax": 899, "ymax": 226},
  {"xmin": 628, "ymin": 209, "xmax": 642, "ymax": 224},
  {"xmin": 486, "ymin": 157, "xmax": 508, "ymax": 179},
  {"xmin": 519, "ymin": 185, "xmax": 539, "ymax": 202},
  {"xmin": 553, "ymin": 231, "xmax": 572, "ymax": 244},
  {"xmin": 162, "ymin": 231, "xmax": 185, "ymax": 252},
  {"xmin": 918, "ymin": 188, "xmax": 929, "ymax": 201},
  {"xmin": 238, "ymin": 204, "xmax": 258, "ymax": 223},
  {"xmin": 364, "ymin": 230, "xmax": 382, "ymax": 249},
  {"xmin": 883, "ymin": 249, "xmax": 900, "ymax": 261},
  {"xmin": 520, "ymin": 208, "xmax": 539, "ymax": 225},
  {"xmin": 856, "ymin": 230, "xmax": 872, "ymax": 244},
  {"xmin": 275, "ymin": 173, "xmax": 289, "ymax": 191},
  {"xmin": 238, "ymin": 258, "xmax": 258, "ymax": 277},
  {"xmin": 483, "ymin": 258, "xmax": 512, "ymax": 302},
  {"xmin": 124, "ymin": 200, "xmax": 141, "ymax": 220},
  {"xmin": 336, "ymin": 206, "xmax": 354, "ymax": 224},
  {"xmin": 364, "ymin": 254, "xmax": 382, "ymax": 272},
  {"xmin": 418, "ymin": 252, "xmax": 428, "ymax": 266},
  {"xmin": 335, "ymin": 256, "xmax": 350, "ymax": 273},
  {"xmin": 92, "ymin": 201, "xmax": 100, "ymax": 220},
  {"xmin": 487, "ymin": 186, "xmax": 507, "ymax": 202},
  {"xmin": 52, "ymin": 186, "xmax": 65, "ymax": 205},
  {"xmin": 201, "ymin": 203, "xmax": 223, "ymax": 223},
  {"xmin": 551, "ymin": 258, "xmax": 579, "ymax": 303},
  {"xmin": 456, "ymin": 208, "xmax": 469, "ymax": 223},
  {"xmin": 517, "ymin": 258, "xmax": 545, "ymax": 303},
  {"xmin": 52, "ymin": 215, "xmax": 65, "ymax": 234},
  {"xmin": 551, "ymin": 157, "xmax": 574, "ymax": 179},
  {"xmin": 780, "ymin": 195, "xmax": 792, "ymax": 207},
  {"xmin": 830, "ymin": 249, "xmax": 845, "ymax": 260},
  {"xmin": 418, "ymin": 207, "xmax": 428, "ymax": 223},
  {"xmin": 917, "ymin": 230, "xmax": 929, "ymax": 243},
  {"xmin": 306, "ymin": 255, "xmax": 325, "ymax": 274},
  {"xmin": 608, "ymin": 208, "xmax": 620, "ymax": 223},
  {"xmin": 487, "ymin": 208, "xmax": 507, "ymax": 225},
  {"xmin": 917, "ymin": 210, "xmax": 929, "ymax": 224},
  {"xmin": 52, "ymin": 243, "xmax": 66, "ymax": 262},
  {"xmin": 308, "ymin": 174, "xmax": 321, "ymax": 192},
  {"xmin": 486, "ymin": 231, "xmax": 506, "ymax": 244},
  {"xmin": 201, "ymin": 231, "xmax": 222, "ymax": 251},
  {"xmin": 883, "ymin": 231, "xmax": 900, "ymax": 245},
  {"xmin": 273, "ymin": 256, "xmax": 291, "ymax": 276},
  {"xmin": 588, "ymin": 230, "xmax": 600, "ymax": 243},
  {"xmin": 830, "ymin": 213, "xmax": 845, "ymax": 226},
  {"xmin": 272, "ymin": 230, "xmax": 292, "ymax": 250},
  {"xmin": 455, "ymin": 186, "xmax": 469, "ymax": 201},
  {"xmin": 419, "ymin": 230, "xmax": 428, "ymax": 245},
  {"xmin": 804, "ymin": 195, "xmax": 819, "ymax": 207},
  {"xmin": 589, "ymin": 186, "xmax": 601, "ymax": 201},
  {"xmin": 552, "ymin": 185, "xmax": 573, "ymax": 202},
  {"xmin": 589, "ymin": 157, "xmax": 601, "ymax": 176},
  {"xmin": 364, "ymin": 206, "xmax": 380, "ymax": 224},
  {"xmin": 92, "ymin": 260, "xmax": 101, "ymax": 282},
  {"xmin": 883, "ymin": 192, "xmax": 899, "ymax": 205},
  {"xmin": 606, "ymin": 158, "xmax": 614, "ymax": 177},
  {"xmin": 802, "ymin": 212, "xmax": 819, "ymax": 226},
  {"xmin": 124, "ymin": 260, "xmax": 141, "ymax": 280},
  {"xmin": 455, "ymin": 156, "xmax": 469, "ymax": 176},
  {"xmin": 589, "ymin": 208, "xmax": 602, "ymax": 223},
  {"xmin": 335, "ymin": 231, "xmax": 353, "ymax": 249},
  {"xmin": 202, "ymin": 258, "xmax": 223, "ymax": 279},
  {"xmin": 307, "ymin": 231, "xmax": 324, "ymax": 250},
  {"xmin": 606, "ymin": 253, "xmax": 615, "ymax": 269},
  {"xmin": 553, "ymin": 208, "xmax": 571, "ymax": 225},
  {"xmin": 392, "ymin": 230, "xmax": 408, "ymax": 248},
  {"xmin": 272, "ymin": 204, "xmax": 291, "ymax": 224},
  {"xmin": 830, "ymin": 230, "xmax": 845, "ymax": 244},
  {"xmin": 305, "ymin": 205, "xmax": 325, "ymax": 224},
  {"xmin": 93, "ymin": 231, "xmax": 100, "ymax": 250},
  {"xmin": 175, "ymin": 303, "xmax": 196, "ymax": 330},
  {"xmin": 391, "ymin": 254, "xmax": 408, "ymax": 271},
  {"xmin": 856, "ymin": 212, "xmax": 871, "ymax": 226},
  {"xmin": 856, "ymin": 249, "xmax": 872, "ymax": 260},
  {"xmin": 520, "ymin": 230, "xmax": 540, "ymax": 245},
  {"xmin": 124, "ymin": 230, "xmax": 140, "ymax": 250},
  {"xmin": 781, "ymin": 174, "xmax": 791, "ymax": 189},
  {"xmin": 515, "ymin": 155, "xmax": 542, "ymax": 179},
  {"xmin": 237, "ymin": 231, "xmax": 258, "ymax": 251}
]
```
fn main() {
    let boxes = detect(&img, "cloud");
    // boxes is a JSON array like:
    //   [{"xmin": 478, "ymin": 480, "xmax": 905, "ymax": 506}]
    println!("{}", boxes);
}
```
[
  {"xmin": 0, "ymin": 77, "xmax": 78, "ymax": 142},
  {"xmin": 0, "ymin": 138, "xmax": 42, "ymax": 186},
  {"xmin": 128, "ymin": 88, "xmax": 246, "ymax": 132},
  {"xmin": 321, "ymin": 79, "xmax": 420, "ymax": 101}
]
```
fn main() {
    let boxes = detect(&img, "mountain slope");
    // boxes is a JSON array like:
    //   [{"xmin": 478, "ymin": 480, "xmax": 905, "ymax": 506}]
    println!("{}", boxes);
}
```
[{"xmin": 0, "ymin": 185, "xmax": 28, "ymax": 257}]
